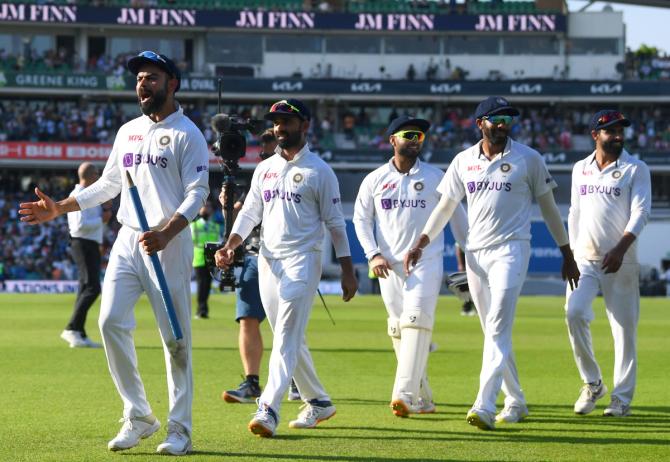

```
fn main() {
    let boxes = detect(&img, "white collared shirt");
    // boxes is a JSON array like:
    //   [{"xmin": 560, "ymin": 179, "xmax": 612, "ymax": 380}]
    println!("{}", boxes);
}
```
[
  {"xmin": 75, "ymin": 106, "xmax": 210, "ymax": 229},
  {"xmin": 438, "ymin": 138, "xmax": 556, "ymax": 251},
  {"xmin": 568, "ymin": 149, "xmax": 651, "ymax": 263},
  {"xmin": 232, "ymin": 144, "xmax": 349, "ymax": 259},
  {"xmin": 353, "ymin": 158, "xmax": 445, "ymax": 264},
  {"xmin": 67, "ymin": 184, "xmax": 103, "ymax": 243}
]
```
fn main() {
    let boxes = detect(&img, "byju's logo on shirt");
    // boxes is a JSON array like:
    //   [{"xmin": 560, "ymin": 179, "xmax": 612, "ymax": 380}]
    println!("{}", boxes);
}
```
[
  {"xmin": 263, "ymin": 189, "xmax": 302, "ymax": 203},
  {"xmin": 466, "ymin": 180, "xmax": 512, "ymax": 193},
  {"xmin": 380, "ymin": 198, "xmax": 426, "ymax": 210},
  {"xmin": 123, "ymin": 153, "xmax": 168, "ymax": 168},
  {"xmin": 579, "ymin": 184, "xmax": 621, "ymax": 197}
]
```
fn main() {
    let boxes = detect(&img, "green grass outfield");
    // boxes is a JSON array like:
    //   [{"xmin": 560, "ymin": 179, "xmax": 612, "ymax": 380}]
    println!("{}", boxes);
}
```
[{"xmin": 0, "ymin": 293, "xmax": 668, "ymax": 462}]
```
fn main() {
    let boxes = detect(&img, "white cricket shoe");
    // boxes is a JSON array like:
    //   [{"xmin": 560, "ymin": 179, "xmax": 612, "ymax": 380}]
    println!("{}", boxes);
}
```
[
  {"xmin": 574, "ymin": 381, "xmax": 608, "ymax": 415},
  {"xmin": 60, "ymin": 330, "xmax": 88, "ymax": 348},
  {"xmin": 416, "ymin": 398, "xmax": 436, "ymax": 414},
  {"xmin": 156, "ymin": 422, "xmax": 192, "ymax": 455},
  {"xmin": 81, "ymin": 337, "xmax": 102, "ymax": 348},
  {"xmin": 495, "ymin": 404, "xmax": 529, "ymax": 423},
  {"xmin": 288, "ymin": 400, "xmax": 336, "ymax": 428},
  {"xmin": 466, "ymin": 408, "xmax": 496, "ymax": 430},
  {"xmin": 248, "ymin": 400, "xmax": 278, "ymax": 437},
  {"xmin": 108, "ymin": 416, "xmax": 161, "ymax": 451},
  {"xmin": 603, "ymin": 397, "xmax": 631, "ymax": 417}
]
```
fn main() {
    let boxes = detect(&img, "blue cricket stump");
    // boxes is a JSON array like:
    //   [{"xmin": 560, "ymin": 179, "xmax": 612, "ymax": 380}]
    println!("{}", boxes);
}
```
[{"xmin": 125, "ymin": 171, "xmax": 183, "ymax": 341}]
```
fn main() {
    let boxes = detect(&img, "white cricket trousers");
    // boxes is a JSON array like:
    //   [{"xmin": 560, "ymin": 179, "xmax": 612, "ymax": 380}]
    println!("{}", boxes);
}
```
[
  {"xmin": 98, "ymin": 226, "xmax": 193, "ymax": 433},
  {"xmin": 565, "ymin": 259, "xmax": 640, "ymax": 404},
  {"xmin": 379, "ymin": 256, "xmax": 442, "ymax": 401},
  {"xmin": 465, "ymin": 240, "xmax": 529, "ymax": 414},
  {"xmin": 257, "ymin": 252, "xmax": 330, "ymax": 417}
]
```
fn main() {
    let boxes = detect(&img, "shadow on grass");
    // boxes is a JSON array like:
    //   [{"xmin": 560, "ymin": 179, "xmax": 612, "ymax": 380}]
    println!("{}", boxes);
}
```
[
  {"xmin": 120, "ymin": 451, "xmax": 474, "ymax": 461},
  {"xmin": 136, "ymin": 346, "xmax": 395, "ymax": 354}
]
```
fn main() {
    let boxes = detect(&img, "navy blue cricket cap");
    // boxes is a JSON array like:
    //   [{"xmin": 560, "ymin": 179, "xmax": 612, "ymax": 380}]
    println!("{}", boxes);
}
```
[
  {"xmin": 264, "ymin": 99, "xmax": 311, "ymax": 121},
  {"xmin": 474, "ymin": 96, "xmax": 520, "ymax": 119},
  {"xmin": 589, "ymin": 110, "xmax": 631, "ymax": 131},
  {"xmin": 386, "ymin": 115, "xmax": 431, "ymax": 137},
  {"xmin": 127, "ymin": 51, "xmax": 181, "ymax": 92}
]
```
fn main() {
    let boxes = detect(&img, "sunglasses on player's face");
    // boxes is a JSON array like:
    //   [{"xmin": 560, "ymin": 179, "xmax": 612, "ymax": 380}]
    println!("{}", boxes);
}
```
[
  {"xmin": 270, "ymin": 100, "xmax": 303, "ymax": 116},
  {"xmin": 596, "ymin": 111, "xmax": 626, "ymax": 126},
  {"xmin": 482, "ymin": 115, "xmax": 514, "ymax": 125},
  {"xmin": 394, "ymin": 130, "xmax": 425, "ymax": 142}
]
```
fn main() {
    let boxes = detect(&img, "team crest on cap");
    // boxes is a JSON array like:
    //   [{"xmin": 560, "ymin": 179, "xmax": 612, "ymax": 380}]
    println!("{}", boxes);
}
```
[
  {"xmin": 159, "ymin": 135, "xmax": 170, "ymax": 146},
  {"xmin": 497, "ymin": 97, "xmax": 508, "ymax": 105},
  {"xmin": 293, "ymin": 173, "xmax": 304, "ymax": 183},
  {"xmin": 612, "ymin": 170, "xmax": 622, "ymax": 179},
  {"xmin": 414, "ymin": 181, "xmax": 424, "ymax": 191},
  {"xmin": 500, "ymin": 163, "xmax": 511, "ymax": 172}
]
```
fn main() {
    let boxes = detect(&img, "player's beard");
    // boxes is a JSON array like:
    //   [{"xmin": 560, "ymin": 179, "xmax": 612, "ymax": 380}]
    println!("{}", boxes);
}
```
[
  {"xmin": 482, "ymin": 123, "xmax": 509, "ymax": 146},
  {"xmin": 139, "ymin": 80, "xmax": 168, "ymax": 116},
  {"xmin": 602, "ymin": 138, "xmax": 624, "ymax": 157},
  {"xmin": 276, "ymin": 128, "xmax": 302, "ymax": 150},
  {"xmin": 397, "ymin": 143, "xmax": 421, "ymax": 159}
]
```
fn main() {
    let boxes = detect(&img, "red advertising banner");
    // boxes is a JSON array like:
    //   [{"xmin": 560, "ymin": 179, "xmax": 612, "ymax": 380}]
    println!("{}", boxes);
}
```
[{"xmin": 0, "ymin": 141, "xmax": 263, "ymax": 165}]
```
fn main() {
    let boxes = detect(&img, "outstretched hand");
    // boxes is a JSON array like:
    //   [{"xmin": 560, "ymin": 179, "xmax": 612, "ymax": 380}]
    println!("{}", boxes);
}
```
[{"xmin": 18, "ymin": 187, "xmax": 59, "ymax": 225}]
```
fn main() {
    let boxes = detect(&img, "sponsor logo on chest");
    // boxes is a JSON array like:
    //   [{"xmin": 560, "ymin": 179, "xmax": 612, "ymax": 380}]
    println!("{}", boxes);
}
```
[
  {"xmin": 466, "ymin": 180, "xmax": 512, "ymax": 194},
  {"xmin": 579, "ymin": 184, "xmax": 621, "ymax": 197},
  {"xmin": 380, "ymin": 198, "xmax": 426, "ymax": 210},
  {"xmin": 122, "ymin": 152, "xmax": 168, "ymax": 168},
  {"xmin": 263, "ymin": 189, "xmax": 302, "ymax": 203}
]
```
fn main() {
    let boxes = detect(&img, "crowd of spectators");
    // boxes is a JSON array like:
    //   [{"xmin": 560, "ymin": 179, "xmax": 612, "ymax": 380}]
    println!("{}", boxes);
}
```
[
  {"xmin": 0, "ymin": 100, "xmax": 130, "ymax": 144},
  {"xmin": 0, "ymin": 47, "xmax": 191, "ymax": 77},
  {"xmin": 306, "ymin": 104, "xmax": 670, "ymax": 153},
  {"xmin": 2, "ymin": 99, "xmax": 669, "ymax": 154},
  {"xmin": 624, "ymin": 48, "xmax": 670, "ymax": 81},
  {"xmin": 0, "ymin": 175, "xmax": 120, "ymax": 282}
]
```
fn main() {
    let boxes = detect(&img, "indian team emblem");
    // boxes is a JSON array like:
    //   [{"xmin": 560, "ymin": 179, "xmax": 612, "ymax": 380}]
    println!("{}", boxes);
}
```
[
  {"xmin": 500, "ymin": 163, "xmax": 511, "ymax": 173},
  {"xmin": 414, "ymin": 181, "xmax": 424, "ymax": 191},
  {"xmin": 159, "ymin": 135, "xmax": 170, "ymax": 146},
  {"xmin": 612, "ymin": 170, "xmax": 622, "ymax": 179},
  {"xmin": 293, "ymin": 173, "xmax": 304, "ymax": 183}
]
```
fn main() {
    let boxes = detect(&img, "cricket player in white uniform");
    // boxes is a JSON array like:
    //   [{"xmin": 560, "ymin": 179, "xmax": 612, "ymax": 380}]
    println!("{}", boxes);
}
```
[
  {"xmin": 19, "ymin": 51, "xmax": 210, "ymax": 455},
  {"xmin": 353, "ymin": 115, "xmax": 468, "ymax": 417},
  {"xmin": 215, "ymin": 98, "xmax": 358, "ymax": 438},
  {"xmin": 566, "ymin": 110, "xmax": 651, "ymax": 417},
  {"xmin": 404, "ymin": 97, "xmax": 580, "ymax": 430}
]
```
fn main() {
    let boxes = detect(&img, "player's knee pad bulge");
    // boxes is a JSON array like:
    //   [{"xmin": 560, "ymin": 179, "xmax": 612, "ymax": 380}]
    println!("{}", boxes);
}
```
[{"xmin": 399, "ymin": 310, "xmax": 433, "ymax": 331}]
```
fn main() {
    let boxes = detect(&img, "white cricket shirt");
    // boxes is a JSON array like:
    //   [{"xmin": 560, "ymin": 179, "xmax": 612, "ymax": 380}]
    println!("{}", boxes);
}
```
[
  {"xmin": 67, "ymin": 184, "xmax": 104, "ymax": 243},
  {"xmin": 568, "ymin": 150, "xmax": 651, "ymax": 263},
  {"xmin": 231, "ymin": 144, "xmax": 350, "ymax": 259},
  {"xmin": 438, "ymin": 138, "xmax": 556, "ymax": 251},
  {"xmin": 353, "ymin": 158, "xmax": 444, "ymax": 264},
  {"xmin": 75, "ymin": 106, "xmax": 210, "ymax": 229}
]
